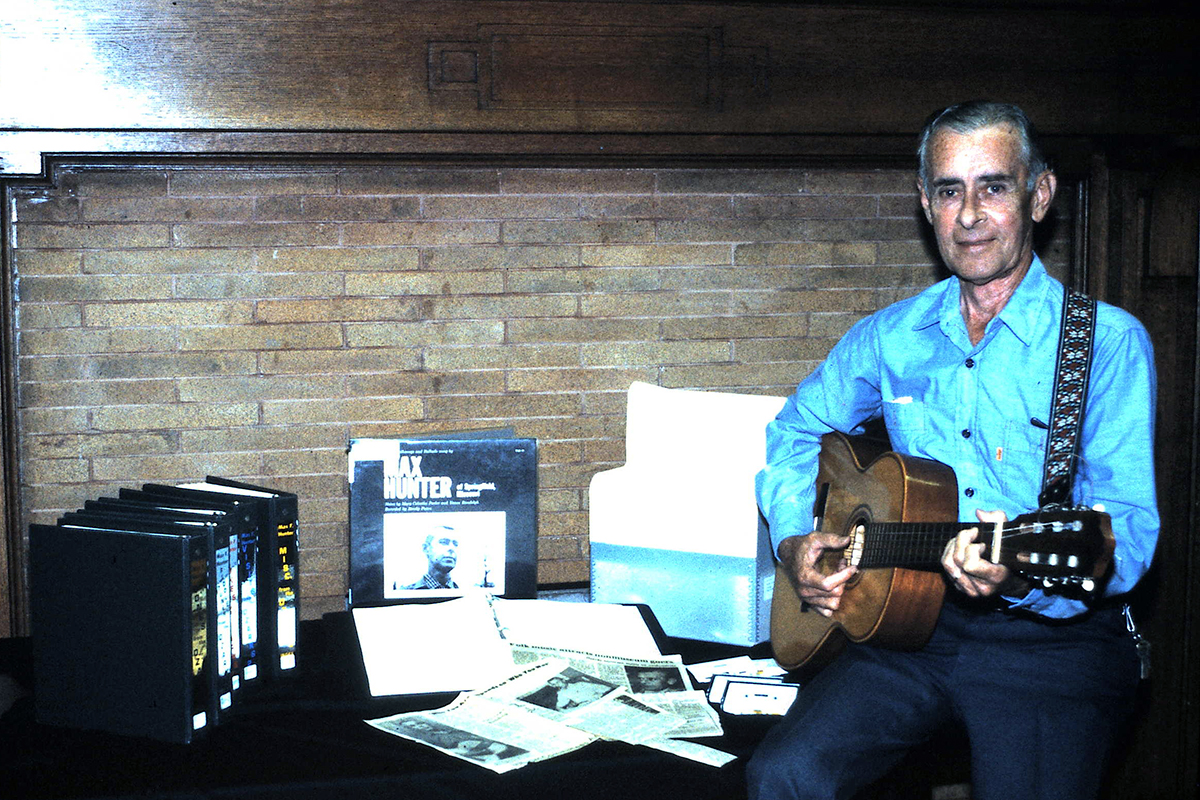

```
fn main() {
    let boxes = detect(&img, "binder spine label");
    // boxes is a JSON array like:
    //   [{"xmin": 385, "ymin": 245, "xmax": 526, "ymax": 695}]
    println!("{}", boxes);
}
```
[
  {"xmin": 277, "ymin": 519, "xmax": 299, "ymax": 671},
  {"xmin": 215, "ymin": 538, "xmax": 233, "ymax": 710},
  {"xmin": 189, "ymin": 536, "xmax": 210, "ymax": 732},
  {"xmin": 240, "ymin": 527, "xmax": 259, "ymax": 682},
  {"xmin": 228, "ymin": 536, "xmax": 241, "ymax": 692}
]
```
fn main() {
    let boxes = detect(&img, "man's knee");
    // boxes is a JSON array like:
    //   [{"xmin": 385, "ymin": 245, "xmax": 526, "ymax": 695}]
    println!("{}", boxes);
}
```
[{"xmin": 746, "ymin": 735, "xmax": 842, "ymax": 800}]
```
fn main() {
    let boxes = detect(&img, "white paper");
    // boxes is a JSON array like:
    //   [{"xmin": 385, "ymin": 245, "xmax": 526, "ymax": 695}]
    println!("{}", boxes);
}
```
[
  {"xmin": 352, "ymin": 593, "xmax": 515, "ymax": 696},
  {"xmin": 491, "ymin": 598, "xmax": 662, "ymax": 658},
  {"xmin": 687, "ymin": 655, "xmax": 787, "ymax": 685}
]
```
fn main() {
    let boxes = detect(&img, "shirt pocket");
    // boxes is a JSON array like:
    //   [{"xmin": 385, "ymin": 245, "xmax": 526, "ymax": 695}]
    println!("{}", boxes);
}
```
[
  {"xmin": 882, "ymin": 398, "xmax": 926, "ymax": 450},
  {"xmin": 998, "ymin": 421, "xmax": 1047, "ymax": 500}
]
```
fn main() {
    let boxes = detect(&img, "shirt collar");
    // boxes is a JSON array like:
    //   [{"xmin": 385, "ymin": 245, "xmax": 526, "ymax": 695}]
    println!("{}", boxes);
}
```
[{"xmin": 914, "ymin": 254, "xmax": 1055, "ymax": 348}]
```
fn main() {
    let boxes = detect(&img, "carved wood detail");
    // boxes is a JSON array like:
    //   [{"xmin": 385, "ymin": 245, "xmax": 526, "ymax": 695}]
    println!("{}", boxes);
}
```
[{"xmin": 429, "ymin": 23, "xmax": 768, "ymax": 113}]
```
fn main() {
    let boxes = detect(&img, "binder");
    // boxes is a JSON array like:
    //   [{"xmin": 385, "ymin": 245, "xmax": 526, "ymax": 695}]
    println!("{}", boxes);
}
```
[
  {"xmin": 29, "ymin": 521, "xmax": 217, "ymax": 743},
  {"xmin": 143, "ymin": 479, "xmax": 300, "ymax": 680},
  {"xmin": 57, "ymin": 508, "xmax": 239, "ymax": 712}
]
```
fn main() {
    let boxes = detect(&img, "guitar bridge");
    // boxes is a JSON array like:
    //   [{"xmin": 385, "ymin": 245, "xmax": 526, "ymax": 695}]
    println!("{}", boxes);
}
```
[{"xmin": 846, "ymin": 524, "xmax": 865, "ymax": 568}]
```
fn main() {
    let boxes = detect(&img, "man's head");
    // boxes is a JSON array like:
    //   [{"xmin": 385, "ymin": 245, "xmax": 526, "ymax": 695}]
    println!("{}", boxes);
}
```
[
  {"xmin": 422, "ymin": 526, "xmax": 458, "ymax": 576},
  {"xmin": 917, "ymin": 100, "xmax": 1057, "ymax": 287},
  {"xmin": 918, "ymin": 101, "xmax": 1047, "ymax": 197},
  {"xmin": 632, "ymin": 668, "xmax": 677, "ymax": 692}
]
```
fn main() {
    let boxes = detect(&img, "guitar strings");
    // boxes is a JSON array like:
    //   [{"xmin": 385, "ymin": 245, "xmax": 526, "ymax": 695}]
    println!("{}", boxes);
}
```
[{"xmin": 852, "ymin": 521, "xmax": 1088, "ymax": 568}]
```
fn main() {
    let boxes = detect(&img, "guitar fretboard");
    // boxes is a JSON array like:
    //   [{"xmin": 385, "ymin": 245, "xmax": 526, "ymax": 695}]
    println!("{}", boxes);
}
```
[{"xmin": 852, "ymin": 522, "xmax": 972, "ymax": 570}]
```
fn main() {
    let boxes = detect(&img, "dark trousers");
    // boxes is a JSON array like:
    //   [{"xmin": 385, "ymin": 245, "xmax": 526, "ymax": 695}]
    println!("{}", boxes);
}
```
[{"xmin": 746, "ymin": 601, "xmax": 1140, "ymax": 800}]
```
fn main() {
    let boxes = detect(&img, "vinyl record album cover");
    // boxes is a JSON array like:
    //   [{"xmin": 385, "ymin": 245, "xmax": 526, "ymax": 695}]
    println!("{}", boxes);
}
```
[{"xmin": 348, "ymin": 434, "xmax": 537, "ymax": 606}]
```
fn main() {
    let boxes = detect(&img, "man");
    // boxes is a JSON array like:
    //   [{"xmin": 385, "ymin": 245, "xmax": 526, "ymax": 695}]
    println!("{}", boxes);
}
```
[
  {"xmin": 628, "ymin": 667, "xmax": 685, "ymax": 693},
  {"xmin": 748, "ymin": 101, "xmax": 1158, "ymax": 800},
  {"xmin": 403, "ymin": 526, "xmax": 460, "ymax": 590}
]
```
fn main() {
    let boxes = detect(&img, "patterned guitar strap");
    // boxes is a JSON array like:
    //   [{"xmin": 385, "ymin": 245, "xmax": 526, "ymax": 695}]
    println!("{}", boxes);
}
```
[
  {"xmin": 1037, "ymin": 286, "xmax": 1151, "ymax": 677},
  {"xmin": 1037, "ymin": 285, "xmax": 1096, "ymax": 509}
]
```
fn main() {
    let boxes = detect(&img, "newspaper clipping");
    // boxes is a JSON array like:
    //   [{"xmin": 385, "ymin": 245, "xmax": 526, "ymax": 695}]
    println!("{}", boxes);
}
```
[{"xmin": 367, "ymin": 653, "xmax": 735, "ymax": 773}]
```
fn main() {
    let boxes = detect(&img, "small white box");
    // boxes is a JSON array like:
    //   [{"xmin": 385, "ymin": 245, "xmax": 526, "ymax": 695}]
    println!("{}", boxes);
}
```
[{"xmin": 589, "ymin": 382, "xmax": 787, "ymax": 646}]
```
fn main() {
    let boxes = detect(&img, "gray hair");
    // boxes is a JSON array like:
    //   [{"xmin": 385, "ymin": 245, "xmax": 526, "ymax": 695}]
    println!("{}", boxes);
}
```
[{"xmin": 917, "ymin": 100, "xmax": 1049, "ymax": 195}]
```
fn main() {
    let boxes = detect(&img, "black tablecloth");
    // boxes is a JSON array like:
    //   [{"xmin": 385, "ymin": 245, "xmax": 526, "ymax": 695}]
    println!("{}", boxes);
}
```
[{"xmin": 1, "ymin": 611, "xmax": 770, "ymax": 800}]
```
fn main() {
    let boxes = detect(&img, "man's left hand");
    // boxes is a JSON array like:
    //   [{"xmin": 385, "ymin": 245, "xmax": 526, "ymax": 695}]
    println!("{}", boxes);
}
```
[{"xmin": 941, "ymin": 509, "xmax": 1031, "ymax": 599}]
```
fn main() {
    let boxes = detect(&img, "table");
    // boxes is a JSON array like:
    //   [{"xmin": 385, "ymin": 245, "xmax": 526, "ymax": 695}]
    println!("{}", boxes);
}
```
[
  {"xmin": 2, "ymin": 608, "xmax": 970, "ymax": 800},
  {"xmin": 1, "ymin": 610, "xmax": 770, "ymax": 800}
]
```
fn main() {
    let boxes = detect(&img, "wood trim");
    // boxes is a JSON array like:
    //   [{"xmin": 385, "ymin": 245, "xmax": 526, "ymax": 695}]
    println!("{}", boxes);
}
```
[
  {"xmin": 0, "ymin": 130, "xmax": 925, "ymax": 178},
  {"xmin": 0, "ymin": 187, "xmax": 15, "ymax": 638}
]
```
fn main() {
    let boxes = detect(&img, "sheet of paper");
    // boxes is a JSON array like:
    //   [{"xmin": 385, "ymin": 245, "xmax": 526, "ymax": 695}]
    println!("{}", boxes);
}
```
[
  {"xmin": 352, "ymin": 593, "xmax": 515, "ymax": 696},
  {"xmin": 687, "ymin": 655, "xmax": 787, "ymax": 685},
  {"xmin": 491, "ymin": 598, "xmax": 662, "ymax": 658}
]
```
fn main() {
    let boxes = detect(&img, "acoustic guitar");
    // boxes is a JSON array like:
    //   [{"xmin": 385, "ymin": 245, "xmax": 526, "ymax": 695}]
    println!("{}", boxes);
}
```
[{"xmin": 769, "ymin": 432, "xmax": 1115, "ymax": 672}]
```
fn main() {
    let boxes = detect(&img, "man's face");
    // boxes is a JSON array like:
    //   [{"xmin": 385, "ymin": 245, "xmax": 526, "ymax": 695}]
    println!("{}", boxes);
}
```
[
  {"xmin": 919, "ymin": 124, "xmax": 1055, "ymax": 287},
  {"xmin": 635, "ymin": 670, "xmax": 668, "ymax": 691},
  {"xmin": 426, "ymin": 531, "xmax": 457, "ymax": 571}
]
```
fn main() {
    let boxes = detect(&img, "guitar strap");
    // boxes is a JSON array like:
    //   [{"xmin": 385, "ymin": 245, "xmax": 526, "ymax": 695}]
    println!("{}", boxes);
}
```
[
  {"xmin": 1038, "ymin": 287, "xmax": 1151, "ymax": 678},
  {"xmin": 1038, "ymin": 285, "xmax": 1097, "ymax": 509}
]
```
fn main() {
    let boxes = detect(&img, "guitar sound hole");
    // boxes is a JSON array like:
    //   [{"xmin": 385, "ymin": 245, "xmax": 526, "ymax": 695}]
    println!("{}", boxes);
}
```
[{"xmin": 843, "ymin": 507, "xmax": 872, "ymax": 577}]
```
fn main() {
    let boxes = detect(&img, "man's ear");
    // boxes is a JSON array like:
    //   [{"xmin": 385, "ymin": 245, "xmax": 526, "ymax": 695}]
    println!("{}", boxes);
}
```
[
  {"xmin": 1031, "ymin": 170, "xmax": 1058, "ymax": 223},
  {"xmin": 917, "ymin": 178, "xmax": 933, "ymax": 223}
]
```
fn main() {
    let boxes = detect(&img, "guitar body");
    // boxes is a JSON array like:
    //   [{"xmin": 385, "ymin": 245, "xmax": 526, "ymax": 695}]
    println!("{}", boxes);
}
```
[{"xmin": 770, "ymin": 432, "xmax": 960, "ymax": 672}]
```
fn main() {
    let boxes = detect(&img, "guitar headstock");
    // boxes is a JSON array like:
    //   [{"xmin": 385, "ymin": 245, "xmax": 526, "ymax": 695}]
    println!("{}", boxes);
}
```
[{"xmin": 997, "ymin": 508, "xmax": 1115, "ymax": 597}]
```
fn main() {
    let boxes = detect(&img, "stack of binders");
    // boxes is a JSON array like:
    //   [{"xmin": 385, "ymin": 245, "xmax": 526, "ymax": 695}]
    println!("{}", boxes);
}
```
[{"xmin": 29, "ymin": 477, "xmax": 299, "ymax": 743}]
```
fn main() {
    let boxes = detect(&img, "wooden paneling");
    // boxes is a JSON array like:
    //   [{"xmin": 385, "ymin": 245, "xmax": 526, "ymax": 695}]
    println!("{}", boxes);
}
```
[
  {"xmin": 1096, "ymin": 154, "xmax": 1200, "ymax": 799},
  {"xmin": 1, "ymin": 1, "xmax": 1197, "ymax": 175}
]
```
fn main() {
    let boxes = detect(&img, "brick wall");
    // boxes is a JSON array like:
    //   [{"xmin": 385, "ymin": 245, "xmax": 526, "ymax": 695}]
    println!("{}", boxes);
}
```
[{"xmin": 8, "ymin": 164, "xmax": 1072, "ymax": 617}]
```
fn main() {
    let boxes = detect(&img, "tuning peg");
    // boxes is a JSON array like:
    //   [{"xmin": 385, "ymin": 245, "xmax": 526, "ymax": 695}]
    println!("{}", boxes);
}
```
[{"xmin": 1092, "ymin": 503, "xmax": 1106, "ymax": 513}]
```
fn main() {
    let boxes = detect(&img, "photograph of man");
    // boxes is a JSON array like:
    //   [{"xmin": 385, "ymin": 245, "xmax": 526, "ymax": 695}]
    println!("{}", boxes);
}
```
[
  {"xmin": 379, "ymin": 717, "xmax": 526, "ymax": 766},
  {"xmin": 449, "ymin": 737, "xmax": 528, "ymax": 765},
  {"xmin": 383, "ymin": 510, "xmax": 508, "ymax": 597},
  {"xmin": 403, "ymin": 526, "xmax": 459, "ymax": 590},
  {"xmin": 625, "ymin": 666, "xmax": 686, "ymax": 694},
  {"xmin": 381, "ymin": 717, "xmax": 465, "ymax": 749},
  {"xmin": 518, "ymin": 668, "xmax": 617, "ymax": 711}
]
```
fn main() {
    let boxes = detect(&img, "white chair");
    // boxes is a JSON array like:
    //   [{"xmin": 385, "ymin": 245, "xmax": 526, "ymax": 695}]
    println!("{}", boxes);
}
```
[{"xmin": 589, "ymin": 381, "xmax": 787, "ymax": 645}]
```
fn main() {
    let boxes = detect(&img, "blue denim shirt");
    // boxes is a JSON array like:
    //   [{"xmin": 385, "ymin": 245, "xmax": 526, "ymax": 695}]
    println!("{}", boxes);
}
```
[{"xmin": 756, "ymin": 256, "xmax": 1159, "ymax": 618}]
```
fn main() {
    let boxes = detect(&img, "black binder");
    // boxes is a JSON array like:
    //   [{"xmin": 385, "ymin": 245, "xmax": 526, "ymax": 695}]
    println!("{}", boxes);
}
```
[
  {"xmin": 29, "ymin": 521, "xmax": 217, "ymax": 743},
  {"xmin": 60, "ymin": 507, "xmax": 241, "ymax": 707}
]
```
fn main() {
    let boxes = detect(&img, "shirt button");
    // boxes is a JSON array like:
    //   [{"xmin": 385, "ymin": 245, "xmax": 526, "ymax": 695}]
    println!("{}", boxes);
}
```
[
  {"xmin": 961, "ymin": 429, "xmax": 971, "ymax": 438},
  {"xmin": 965, "ymin": 488, "xmax": 976, "ymax": 498},
  {"xmin": 965, "ymin": 358, "xmax": 975, "ymax": 368}
]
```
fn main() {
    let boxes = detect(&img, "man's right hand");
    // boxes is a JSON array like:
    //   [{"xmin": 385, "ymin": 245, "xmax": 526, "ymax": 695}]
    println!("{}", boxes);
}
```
[{"xmin": 777, "ymin": 532, "xmax": 857, "ymax": 617}]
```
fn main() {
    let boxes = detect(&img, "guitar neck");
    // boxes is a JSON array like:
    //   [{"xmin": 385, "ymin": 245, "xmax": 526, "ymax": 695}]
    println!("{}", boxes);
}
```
[{"xmin": 852, "ymin": 522, "xmax": 967, "ymax": 571}]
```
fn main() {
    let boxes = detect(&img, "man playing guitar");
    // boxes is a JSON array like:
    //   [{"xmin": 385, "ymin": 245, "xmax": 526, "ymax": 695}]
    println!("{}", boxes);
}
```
[{"xmin": 748, "ymin": 101, "xmax": 1159, "ymax": 800}]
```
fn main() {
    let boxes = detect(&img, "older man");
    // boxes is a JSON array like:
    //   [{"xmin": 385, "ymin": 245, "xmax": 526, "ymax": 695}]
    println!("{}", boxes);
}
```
[
  {"xmin": 403, "ymin": 526, "xmax": 460, "ymax": 590},
  {"xmin": 748, "ymin": 101, "xmax": 1158, "ymax": 800}
]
